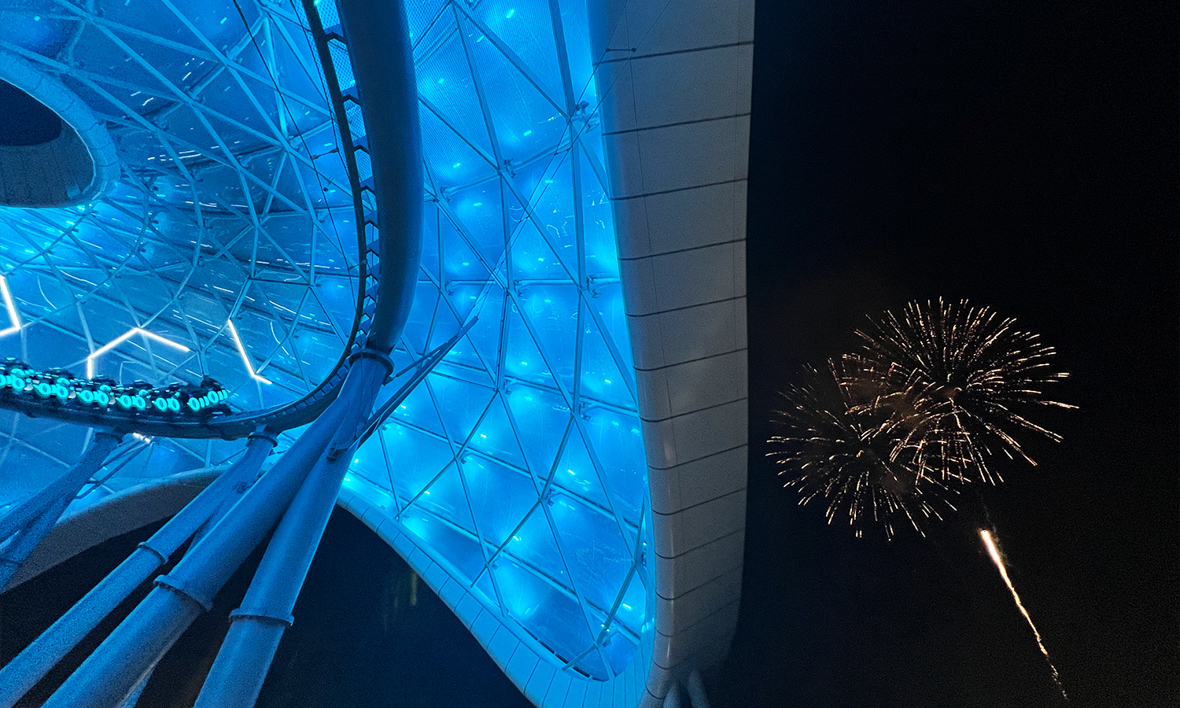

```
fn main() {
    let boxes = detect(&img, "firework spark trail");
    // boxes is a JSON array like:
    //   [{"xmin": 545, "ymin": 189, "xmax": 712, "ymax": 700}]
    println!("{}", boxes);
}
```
[{"xmin": 980, "ymin": 529, "xmax": 1068, "ymax": 702}]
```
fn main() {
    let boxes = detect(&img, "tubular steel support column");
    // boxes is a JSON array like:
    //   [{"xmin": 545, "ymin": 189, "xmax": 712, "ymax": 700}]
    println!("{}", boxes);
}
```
[
  {"xmin": 192, "ymin": 450, "xmax": 354, "ymax": 708},
  {"xmin": 191, "ymin": 352, "xmax": 393, "ymax": 708},
  {"xmin": 0, "ymin": 432, "xmax": 276, "ymax": 708},
  {"xmin": 0, "ymin": 430, "xmax": 122, "ymax": 591},
  {"xmin": 40, "ymin": 358, "xmax": 388, "ymax": 708}
]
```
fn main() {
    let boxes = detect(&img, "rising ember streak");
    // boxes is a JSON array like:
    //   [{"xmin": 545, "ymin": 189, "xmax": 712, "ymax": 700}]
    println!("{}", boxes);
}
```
[{"xmin": 980, "ymin": 528, "xmax": 1068, "ymax": 702}]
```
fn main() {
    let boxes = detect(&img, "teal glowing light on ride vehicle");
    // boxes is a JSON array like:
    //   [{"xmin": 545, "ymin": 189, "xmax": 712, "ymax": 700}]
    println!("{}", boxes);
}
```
[{"xmin": 0, "ymin": 364, "xmax": 229, "ymax": 419}]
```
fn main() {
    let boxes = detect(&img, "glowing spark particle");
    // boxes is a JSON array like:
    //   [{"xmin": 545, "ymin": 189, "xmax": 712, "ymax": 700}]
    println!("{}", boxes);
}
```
[{"xmin": 980, "ymin": 529, "xmax": 1068, "ymax": 701}]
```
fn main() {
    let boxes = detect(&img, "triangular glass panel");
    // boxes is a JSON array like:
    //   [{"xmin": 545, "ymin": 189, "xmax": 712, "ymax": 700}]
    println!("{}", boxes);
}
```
[
  {"xmin": 579, "ymin": 313, "xmax": 635, "ymax": 410},
  {"xmin": 588, "ymin": 279, "xmax": 633, "ymax": 372},
  {"xmin": 552, "ymin": 426, "xmax": 610, "ymax": 510},
  {"xmin": 379, "ymin": 424, "xmax": 453, "ymax": 500},
  {"xmin": 462, "ymin": 455, "xmax": 538, "ymax": 547},
  {"xmin": 313, "ymin": 278, "xmax": 358, "ymax": 337},
  {"xmin": 425, "ymin": 372, "xmax": 496, "ymax": 443},
  {"xmin": 466, "ymin": 286, "xmax": 505, "ymax": 376},
  {"xmin": 398, "ymin": 507, "xmax": 485, "ymax": 581},
  {"xmin": 527, "ymin": 157, "xmax": 580, "ymax": 275},
  {"xmin": 426, "ymin": 294, "xmax": 462, "ymax": 345},
  {"xmin": 469, "ymin": 394, "xmax": 528, "ymax": 470},
  {"xmin": 609, "ymin": 566, "xmax": 647, "ymax": 636},
  {"xmin": 416, "ymin": 462, "xmax": 478, "ymax": 535},
  {"xmin": 547, "ymin": 492, "xmax": 631, "ymax": 613},
  {"xmin": 577, "ymin": 144, "xmax": 619, "ymax": 279},
  {"xmin": 501, "ymin": 505, "xmax": 570, "ymax": 588},
  {"xmin": 448, "ymin": 179, "xmax": 507, "ymax": 267},
  {"xmin": 347, "ymin": 435, "xmax": 387, "ymax": 486},
  {"xmin": 400, "ymin": 283, "xmax": 441, "ymax": 356},
  {"xmin": 467, "ymin": 0, "xmax": 565, "ymax": 104},
  {"xmin": 414, "ymin": 10, "xmax": 497, "ymax": 158},
  {"xmin": 515, "ymin": 283, "xmax": 577, "ymax": 393},
  {"xmin": 506, "ymin": 157, "xmax": 557, "ymax": 219},
  {"xmin": 419, "ymin": 103, "xmax": 497, "ymax": 189},
  {"xmin": 440, "ymin": 212, "xmax": 494, "ymax": 284},
  {"xmin": 503, "ymin": 304, "xmax": 560, "ymax": 390},
  {"xmin": 509, "ymin": 218, "xmax": 573, "ymax": 283},
  {"xmin": 580, "ymin": 409, "xmax": 646, "ymax": 528},
  {"xmin": 462, "ymin": 16, "xmax": 567, "ymax": 165},
  {"xmin": 387, "ymin": 379, "xmax": 446, "ymax": 436},
  {"xmin": 493, "ymin": 556, "xmax": 599, "ymax": 671},
  {"xmin": 504, "ymin": 384, "xmax": 570, "ymax": 479},
  {"xmin": 445, "ymin": 283, "xmax": 486, "ymax": 324}
]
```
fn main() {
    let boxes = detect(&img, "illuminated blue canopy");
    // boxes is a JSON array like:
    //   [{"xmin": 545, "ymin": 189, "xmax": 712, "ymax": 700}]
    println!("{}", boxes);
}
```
[{"xmin": 0, "ymin": 0, "xmax": 651, "ymax": 689}]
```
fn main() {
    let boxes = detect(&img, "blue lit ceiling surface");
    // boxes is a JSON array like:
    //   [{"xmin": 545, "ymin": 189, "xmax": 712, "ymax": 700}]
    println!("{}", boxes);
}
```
[
  {"xmin": 0, "ymin": 0, "xmax": 361, "ymax": 485},
  {"xmin": 1, "ymin": 0, "xmax": 650, "ymax": 685}
]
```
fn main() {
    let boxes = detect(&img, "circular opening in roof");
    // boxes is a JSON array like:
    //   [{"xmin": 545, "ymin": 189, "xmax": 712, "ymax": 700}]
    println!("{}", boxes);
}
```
[
  {"xmin": 0, "ymin": 80, "xmax": 64, "ymax": 146},
  {"xmin": 0, "ymin": 61, "xmax": 118, "ymax": 209},
  {"xmin": 0, "ymin": 80, "xmax": 93, "ymax": 208}
]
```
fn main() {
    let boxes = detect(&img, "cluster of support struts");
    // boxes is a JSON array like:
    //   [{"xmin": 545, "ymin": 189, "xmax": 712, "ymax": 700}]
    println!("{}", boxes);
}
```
[{"xmin": 0, "ymin": 350, "xmax": 393, "ymax": 708}]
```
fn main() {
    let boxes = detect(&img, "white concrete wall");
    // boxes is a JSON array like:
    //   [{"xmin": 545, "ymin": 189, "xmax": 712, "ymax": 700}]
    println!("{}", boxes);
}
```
[{"xmin": 589, "ymin": 0, "xmax": 754, "ymax": 705}]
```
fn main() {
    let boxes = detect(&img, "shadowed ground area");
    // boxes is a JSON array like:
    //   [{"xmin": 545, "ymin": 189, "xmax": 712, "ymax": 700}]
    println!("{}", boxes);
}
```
[{"xmin": 1, "ymin": 510, "xmax": 531, "ymax": 708}]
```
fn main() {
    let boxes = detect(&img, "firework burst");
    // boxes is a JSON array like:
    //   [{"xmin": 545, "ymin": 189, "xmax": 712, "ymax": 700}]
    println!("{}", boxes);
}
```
[
  {"xmin": 841, "ymin": 298, "xmax": 1074, "ymax": 485},
  {"xmin": 768, "ymin": 363, "xmax": 957, "ymax": 539}
]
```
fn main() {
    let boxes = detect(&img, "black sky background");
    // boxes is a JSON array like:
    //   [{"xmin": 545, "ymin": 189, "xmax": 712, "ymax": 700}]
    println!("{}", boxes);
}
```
[{"xmin": 2, "ymin": 2, "xmax": 1176, "ymax": 707}]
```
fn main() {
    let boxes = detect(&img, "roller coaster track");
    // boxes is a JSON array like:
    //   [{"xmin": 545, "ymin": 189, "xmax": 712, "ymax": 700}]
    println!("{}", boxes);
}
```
[{"xmin": 0, "ymin": 1, "xmax": 384, "ymax": 440}]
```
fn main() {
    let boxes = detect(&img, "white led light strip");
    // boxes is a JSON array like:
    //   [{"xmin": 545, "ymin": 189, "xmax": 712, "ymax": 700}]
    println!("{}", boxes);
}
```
[
  {"xmin": 226, "ymin": 319, "xmax": 272, "ymax": 385},
  {"xmin": 0, "ymin": 274, "xmax": 23, "ymax": 337},
  {"xmin": 3, "ymin": 276, "xmax": 273, "ymax": 387},
  {"xmin": 87, "ymin": 328, "xmax": 191, "ymax": 379}
]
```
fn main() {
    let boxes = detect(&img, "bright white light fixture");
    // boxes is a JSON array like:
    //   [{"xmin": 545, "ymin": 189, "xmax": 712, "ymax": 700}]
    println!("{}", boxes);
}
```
[
  {"xmin": 0, "ymin": 274, "xmax": 23, "ymax": 337},
  {"xmin": 87, "ymin": 328, "xmax": 191, "ymax": 379},
  {"xmin": 226, "ymin": 319, "xmax": 272, "ymax": 385}
]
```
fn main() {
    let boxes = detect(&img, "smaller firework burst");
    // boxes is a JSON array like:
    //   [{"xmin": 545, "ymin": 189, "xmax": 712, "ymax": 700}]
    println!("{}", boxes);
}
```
[
  {"xmin": 768, "ymin": 363, "xmax": 957, "ymax": 539},
  {"xmin": 841, "ymin": 298, "xmax": 1074, "ymax": 486}
]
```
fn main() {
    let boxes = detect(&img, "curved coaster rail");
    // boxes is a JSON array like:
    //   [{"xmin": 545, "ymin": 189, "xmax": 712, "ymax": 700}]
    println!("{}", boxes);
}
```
[{"xmin": 0, "ymin": 2, "xmax": 381, "ymax": 440}]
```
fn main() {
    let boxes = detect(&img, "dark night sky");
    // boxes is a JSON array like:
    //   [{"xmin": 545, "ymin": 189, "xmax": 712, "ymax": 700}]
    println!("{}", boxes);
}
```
[
  {"xmin": 730, "ymin": 1, "xmax": 1177, "ymax": 707},
  {"xmin": 3, "ymin": 2, "xmax": 1176, "ymax": 707}
]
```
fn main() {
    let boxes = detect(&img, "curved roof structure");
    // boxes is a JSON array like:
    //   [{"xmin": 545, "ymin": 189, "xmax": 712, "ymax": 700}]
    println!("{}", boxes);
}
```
[{"xmin": 0, "ymin": 0, "xmax": 752, "ymax": 706}]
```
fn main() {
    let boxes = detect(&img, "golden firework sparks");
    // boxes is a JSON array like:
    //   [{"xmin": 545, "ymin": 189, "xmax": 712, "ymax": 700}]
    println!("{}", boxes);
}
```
[
  {"xmin": 768, "ymin": 363, "xmax": 957, "ymax": 540},
  {"xmin": 841, "ymin": 298, "xmax": 1075, "ymax": 486}
]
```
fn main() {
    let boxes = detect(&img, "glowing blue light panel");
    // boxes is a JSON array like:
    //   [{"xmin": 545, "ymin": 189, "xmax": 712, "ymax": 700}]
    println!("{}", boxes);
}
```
[{"xmin": 333, "ymin": 0, "xmax": 651, "ymax": 680}]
